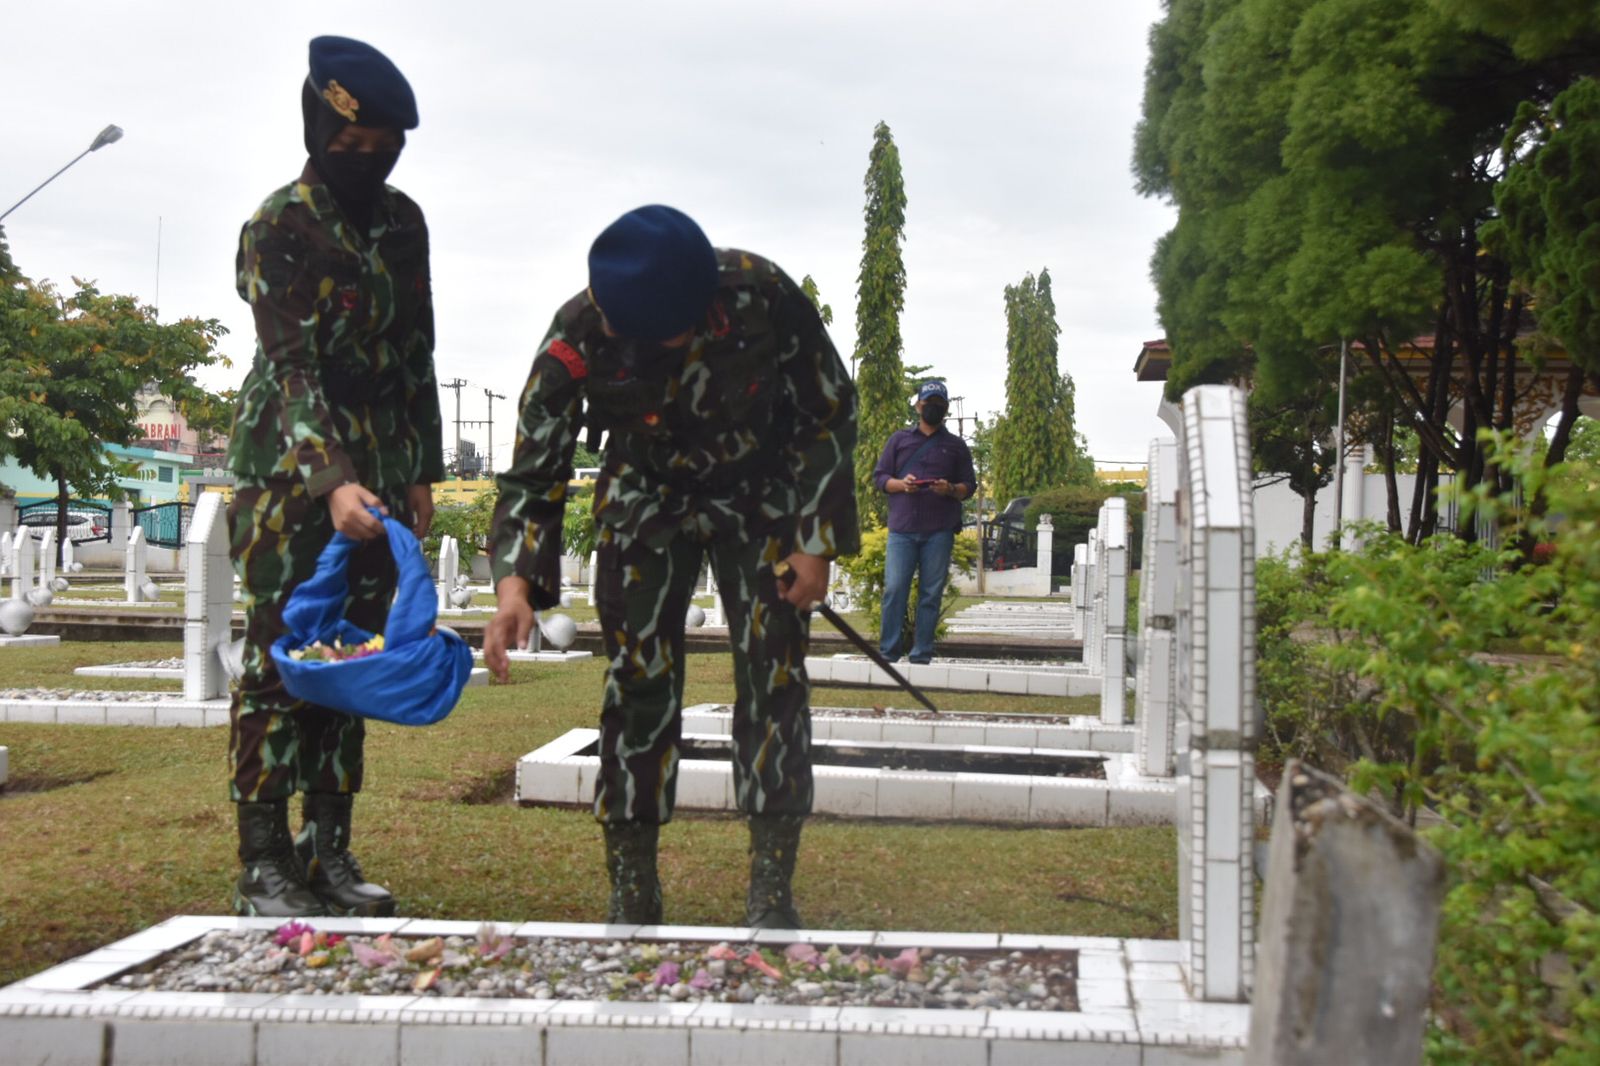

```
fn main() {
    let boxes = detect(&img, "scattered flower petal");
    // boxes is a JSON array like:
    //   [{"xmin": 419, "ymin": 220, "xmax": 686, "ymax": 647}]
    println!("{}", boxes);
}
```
[
  {"xmin": 744, "ymin": 951, "xmax": 784, "ymax": 981},
  {"xmin": 413, "ymin": 967, "xmax": 439, "ymax": 992},
  {"xmin": 688, "ymin": 968, "xmax": 714, "ymax": 990},
  {"xmin": 350, "ymin": 941, "xmax": 398, "ymax": 969},
  {"xmin": 405, "ymin": 937, "xmax": 444, "ymax": 964},
  {"xmin": 653, "ymin": 961, "xmax": 681, "ymax": 987},
  {"xmin": 304, "ymin": 951, "xmax": 330, "ymax": 969},
  {"xmin": 784, "ymin": 943, "xmax": 819, "ymax": 964},
  {"xmin": 273, "ymin": 921, "xmax": 314, "ymax": 947},
  {"xmin": 705, "ymin": 943, "xmax": 741, "ymax": 961}
]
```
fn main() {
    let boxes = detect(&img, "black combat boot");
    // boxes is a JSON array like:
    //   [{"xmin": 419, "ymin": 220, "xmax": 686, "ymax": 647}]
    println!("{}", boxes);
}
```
[
  {"xmin": 235, "ymin": 799, "xmax": 327, "ymax": 918},
  {"xmin": 746, "ymin": 814, "xmax": 805, "ymax": 929},
  {"xmin": 602, "ymin": 822, "xmax": 663, "ymax": 924},
  {"xmin": 295, "ymin": 792, "xmax": 396, "ymax": 917}
]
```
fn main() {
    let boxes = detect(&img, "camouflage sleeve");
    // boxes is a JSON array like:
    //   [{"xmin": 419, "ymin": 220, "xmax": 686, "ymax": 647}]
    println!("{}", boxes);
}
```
[
  {"xmin": 402, "ymin": 221, "xmax": 446, "ymax": 484},
  {"xmin": 489, "ymin": 314, "xmax": 584, "ymax": 608},
  {"xmin": 771, "ymin": 271, "xmax": 860, "ymax": 558},
  {"xmin": 237, "ymin": 217, "xmax": 359, "ymax": 498}
]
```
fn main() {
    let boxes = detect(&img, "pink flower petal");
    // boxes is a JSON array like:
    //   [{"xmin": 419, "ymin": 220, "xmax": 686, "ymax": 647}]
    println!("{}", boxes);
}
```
[
  {"xmin": 744, "ymin": 951, "xmax": 784, "ymax": 981},
  {"xmin": 784, "ymin": 943, "xmax": 818, "ymax": 963}
]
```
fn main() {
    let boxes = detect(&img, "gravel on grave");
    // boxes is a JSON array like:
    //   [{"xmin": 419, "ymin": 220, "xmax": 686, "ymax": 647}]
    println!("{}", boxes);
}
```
[
  {"xmin": 0, "ymin": 688, "xmax": 181, "ymax": 702},
  {"xmin": 104, "ymin": 926, "xmax": 1079, "ymax": 1012}
]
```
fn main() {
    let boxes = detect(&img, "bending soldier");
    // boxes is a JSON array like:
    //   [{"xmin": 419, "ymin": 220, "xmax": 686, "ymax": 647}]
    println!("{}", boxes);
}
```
[
  {"xmin": 225, "ymin": 36, "xmax": 444, "ymax": 917},
  {"xmin": 485, "ymin": 205, "xmax": 859, "ymax": 928}
]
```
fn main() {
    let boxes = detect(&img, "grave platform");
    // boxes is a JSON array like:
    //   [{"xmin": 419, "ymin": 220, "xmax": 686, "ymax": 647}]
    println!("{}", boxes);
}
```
[
  {"xmin": 0, "ymin": 694, "xmax": 231, "ymax": 727},
  {"xmin": 0, "ymin": 915, "xmax": 1248, "ymax": 1066},
  {"xmin": 805, "ymin": 654, "xmax": 1110, "ymax": 698},
  {"xmin": 519, "ymin": 728, "xmax": 1185, "ymax": 827},
  {"xmin": 471, "ymin": 649, "xmax": 595, "ymax": 664},
  {"xmin": 685, "ymin": 703, "xmax": 1136, "ymax": 753},
  {"xmin": 0, "ymin": 634, "xmax": 61, "ymax": 649}
]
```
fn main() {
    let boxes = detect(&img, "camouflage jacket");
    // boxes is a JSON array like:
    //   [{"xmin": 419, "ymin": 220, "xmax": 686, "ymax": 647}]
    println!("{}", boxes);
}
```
[
  {"xmin": 227, "ymin": 162, "xmax": 445, "ymax": 496},
  {"xmin": 491, "ymin": 249, "xmax": 859, "ymax": 607}
]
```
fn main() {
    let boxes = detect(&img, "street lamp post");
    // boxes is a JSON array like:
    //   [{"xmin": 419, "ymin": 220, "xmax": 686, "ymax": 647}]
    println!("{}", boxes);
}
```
[{"xmin": 0, "ymin": 124, "xmax": 124, "ymax": 223}]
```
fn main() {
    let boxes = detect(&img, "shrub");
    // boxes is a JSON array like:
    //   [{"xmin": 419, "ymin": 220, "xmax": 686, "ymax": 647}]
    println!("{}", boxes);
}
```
[
  {"xmin": 836, "ymin": 528, "xmax": 978, "ymax": 644},
  {"xmin": 1023, "ymin": 483, "xmax": 1146, "ymax": 568},
  {"xmin": 1259, "ymin": 439, "xmax": 1600, "ymax": 1063}
]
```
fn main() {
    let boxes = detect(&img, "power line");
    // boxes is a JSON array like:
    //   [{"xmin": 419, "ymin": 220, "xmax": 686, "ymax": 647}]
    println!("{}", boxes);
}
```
[{"xmin": 441, "ymin": 379, "xmax": 468, "ymax": 477}]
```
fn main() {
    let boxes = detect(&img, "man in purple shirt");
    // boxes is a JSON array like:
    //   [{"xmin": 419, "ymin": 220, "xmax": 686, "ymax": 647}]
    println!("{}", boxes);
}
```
[{"xmin": 872, "ymin": 380, "xmax": 976, "ymax": 663}]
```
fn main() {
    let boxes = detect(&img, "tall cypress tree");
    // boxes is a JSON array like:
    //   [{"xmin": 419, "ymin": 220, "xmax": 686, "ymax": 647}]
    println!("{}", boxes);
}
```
[{"xmin": 852, "ymin": 121, "xmax": 909, "ymax": 528}]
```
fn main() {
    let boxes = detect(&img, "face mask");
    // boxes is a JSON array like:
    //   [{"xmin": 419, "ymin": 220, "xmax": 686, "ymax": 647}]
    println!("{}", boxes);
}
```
[
  {"xmin": 921, "ymin": 399, "xmax": 948, "ymax": 425},
  {"xmin": 317, "ymin": 150, "xmax": 399, "ymax": 203}
]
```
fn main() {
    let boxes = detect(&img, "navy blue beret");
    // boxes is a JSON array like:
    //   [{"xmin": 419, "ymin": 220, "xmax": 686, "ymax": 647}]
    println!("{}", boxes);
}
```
[
  {"xmin": 308, "ymin": 35, "xmax": 418, "ymax": 129},
  {"xmin": 588, "ymin": 205, "xmax": 718, "ymax": 342}
]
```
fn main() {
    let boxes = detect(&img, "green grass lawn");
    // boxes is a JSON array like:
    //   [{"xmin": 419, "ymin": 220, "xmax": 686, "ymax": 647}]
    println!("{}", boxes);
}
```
[{"xmin": 0, "ymin": 640, "xmax": 1175, "ymax": 987}]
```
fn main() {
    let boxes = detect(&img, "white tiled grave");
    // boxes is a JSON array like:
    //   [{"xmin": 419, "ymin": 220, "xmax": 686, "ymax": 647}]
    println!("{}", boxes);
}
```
[
  {"xmin": 0, "ymin": 915, "xmax": 1247, "ymax": 1066},
  {"xmin": 75, "ymin": 660, "xmax": 497, "ymax": 685},
  {"xmin": 804, "ymin": 654, "xmax": 1115, "ymax": 699},
  {"xmin": 4, "ymin": 669, "xmax": 489, "ymax": 726},
  {"xmin": 683, "ymin": 703, "xmax": 1137, "ymax": 755},
  {"xmin": 517, "ymin": 727, "xmax": 1213, "ymax": 828},
  {"xmin": 472, "ymin": 648, "xmax": 595, "ymax": 664},
  {"xmin": 0, "ymin": 635, "xmax": 61, "ymax": 648}
]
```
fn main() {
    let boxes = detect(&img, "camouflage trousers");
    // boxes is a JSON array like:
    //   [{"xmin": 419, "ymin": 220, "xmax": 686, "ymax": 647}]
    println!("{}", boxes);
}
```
[
  {"xmin": 226, "ymin": 476, "xmax": 406, "ymax": 802},
  {"xmin": 594, "ymin": 521, "xmax": 815, "ymax": 825}
]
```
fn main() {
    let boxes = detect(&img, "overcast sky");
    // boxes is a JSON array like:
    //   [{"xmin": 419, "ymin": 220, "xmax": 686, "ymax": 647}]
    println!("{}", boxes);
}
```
[{"xmin": 2, "ymin": 0, "xmax": 1175, "ymax": 471}]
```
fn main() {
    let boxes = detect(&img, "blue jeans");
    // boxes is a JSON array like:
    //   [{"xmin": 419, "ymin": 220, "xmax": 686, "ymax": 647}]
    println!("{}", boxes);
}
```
[{"xmin": 879, "ymin": 529, "xmax": 955, "ymax": 663}]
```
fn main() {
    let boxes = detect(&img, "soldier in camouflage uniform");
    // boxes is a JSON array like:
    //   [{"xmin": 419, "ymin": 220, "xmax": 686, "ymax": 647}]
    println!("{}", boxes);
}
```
[
  {"xmin": 225, "ymin": 36, "xmax": 444, "ymax": 918},
  {"xmin": 485, "ymin": 205, "xmax": 858, "ymax": 928}
]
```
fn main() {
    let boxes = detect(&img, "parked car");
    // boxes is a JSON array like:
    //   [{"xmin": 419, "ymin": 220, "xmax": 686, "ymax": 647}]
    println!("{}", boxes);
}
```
[{"xmin": 18, "ymin": 510, "xmax": 108, "ymax": 542}]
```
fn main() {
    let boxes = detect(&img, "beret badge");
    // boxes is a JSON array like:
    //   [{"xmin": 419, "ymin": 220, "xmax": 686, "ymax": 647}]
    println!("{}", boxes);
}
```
[{"xmin": 322, "ymin": 79, "xmax": 360, "ymax": 122}]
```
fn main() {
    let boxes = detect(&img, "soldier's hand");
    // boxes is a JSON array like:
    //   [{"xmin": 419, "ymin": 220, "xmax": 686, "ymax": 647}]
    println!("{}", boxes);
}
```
[
  {"xmin": 408, "ymin": 484, "xmax": 435, "ymax": 539},
  {"xmin": 484, "ymin": 578, "xmax": 535, "ymax": 682},
  {"xmin": 778, "ymin": 552, "xmax": 830, "ymax": 609},
  {"xmin": 329, "ymin": 483, "xmax": 388, "ymax": 540}
]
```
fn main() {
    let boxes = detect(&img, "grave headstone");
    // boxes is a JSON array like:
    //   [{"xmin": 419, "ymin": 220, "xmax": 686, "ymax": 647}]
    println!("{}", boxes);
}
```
[
  {"xmin": 0, "ymin": 497, "xmax": 15, "ymax": 539},
  {"xmin": 110, "ymin": 501, "xmax": 131, "ymax": 551},
  {"xmin": 1173, "ymin": 384, "xmax": 1256, "ymax": 1002},
  {"xmin": 183, "ymin": 492, "xmax": 231, "ymax": 701},
  {"xmin": 9, "ymin": 530, "xmax": 35, "ymax": 601},
  {"xmin": 61, "ymin": 532, "xmax": 75, "ymax": 573},
  {"xmin": 1083, "ymin": 529, "xmax": 1100, "ymax": 673},
  {"xmin": 704, "ymin": 560, "xmax": 725, "ymax": 627},
  {"xmin": 1098, "ymin": 497, "xmax": 1128, "ymax": 725},
  {"xmin": 0, "ymin": 531, "xmax": 12, "ymax": 578},
  {"xmin": 1035, "ymin": 512, "xmax": 1054, "ymax": 594},
  {"xmin": 1072, "ymin": 542, "xmax": 1087, "ymax": 643},
  {"xmin": 436, "ymin": 535, "xmax": 459, "ymax": 612},
  {"xmin": 1246, "ymin": 762, "xmax": 1445, "ymax": 1064},
  {"xmin": 125, "ymin": 526, "xmax": 149, "ymax": 603},
  {"xmin": 37, "ymin": 528, "xmax": 56, "ymax": 589},
  {"xmin": 1136, "ymin": 438, "xmax": 1179, "ymax": 776}
]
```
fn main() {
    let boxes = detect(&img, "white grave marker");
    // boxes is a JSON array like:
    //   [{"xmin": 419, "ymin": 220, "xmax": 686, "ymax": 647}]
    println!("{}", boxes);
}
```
[
  {"xmin": 9, "ymin": 530, "xmax": 35, "ymax": 601},
  {"xmin": 1136, "ymin": 438, "xmax": 1180, "ymax": 776},
  {"xmin": 0, "ymin": 531, "xmax": 12, "ymax": 578},
  {"xmin": 125, "ymin": 526, "xmax": 149, "ymax": 603},
  {"xmin": 1098, "ymin": 497, "xmax": 1129, "ymax": 725},
  {"xmin": 37, "ymin": 528, "xmax": 57, "ymax": 589},
  {"xmin": 183, "ymin": 492, "xmax": 232, "ymax": 701},
  {"xmin": 436, "ymin": 534, "xmax": 459, "ymax": 612},
  {"xmin": 1083, "ymin": 529, "xmax": 1100, "ymax": 673},
  {"xmin": 1173, "ymin": 384, "xmax": 1257, "ymax": 1002},
  {"xmin": 1072, "ymin": 542, "xmax": 1087, "ymax": 644}
]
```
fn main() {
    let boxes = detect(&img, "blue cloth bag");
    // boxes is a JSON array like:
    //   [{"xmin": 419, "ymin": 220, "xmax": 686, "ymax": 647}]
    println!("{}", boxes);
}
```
[{"xmin": 270, "ymin": 512, "xmax": 473, "ymax": 726}]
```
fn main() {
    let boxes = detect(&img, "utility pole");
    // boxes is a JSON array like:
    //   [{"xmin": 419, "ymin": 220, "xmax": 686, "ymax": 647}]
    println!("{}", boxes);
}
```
[
  {"xmin": 442, "ymin": 379, "xmax": 468, "ymax": 477},
  {"xmin": 484, "ymin": 388, "xmax": 506, "ymax": 474}
]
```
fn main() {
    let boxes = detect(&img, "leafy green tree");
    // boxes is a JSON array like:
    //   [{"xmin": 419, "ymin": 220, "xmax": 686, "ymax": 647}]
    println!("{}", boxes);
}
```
[
  {"xmin": 1136, "ymin": 0, "xmax": 1599, "ymax": 541},
  {"xmin": 991, "ymin": 269, "xmax": 1086, "ymax": 503},
  {"xmin": 1, "ymin": 264, "xmax": 227, "ymax": 559},
  {"xmin": 799, "ymin": 274, "xmax": 834, "ymax": 328},
  {"xmin": 1488, "ymin": 76, "xmax": 1600, "ymax": 463},
  {"xmin": 852, "ymin": 120, "xmax": 909, "ymax": 528}
]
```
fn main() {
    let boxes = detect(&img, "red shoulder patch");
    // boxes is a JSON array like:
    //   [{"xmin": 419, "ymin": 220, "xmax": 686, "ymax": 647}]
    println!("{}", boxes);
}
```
[{"xmin": 546, "ymin": 340, "xmax": 588, "ymax": 380}]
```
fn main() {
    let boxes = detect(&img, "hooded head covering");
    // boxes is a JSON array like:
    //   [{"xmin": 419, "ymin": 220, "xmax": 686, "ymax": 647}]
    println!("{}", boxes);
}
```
[{"xmin": 302, "ymin": 35, "xmax": 419, "ymax": 228}]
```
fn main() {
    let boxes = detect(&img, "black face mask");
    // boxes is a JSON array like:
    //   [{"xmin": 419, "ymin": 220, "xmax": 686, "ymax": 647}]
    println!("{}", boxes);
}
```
[
  {"xmin": 301, "ymin": 79, "xmax": 402, "ymax": 229},
  {"xmin": 921, "ymin": 399, "xmax": 948, "ymax": 426}
]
